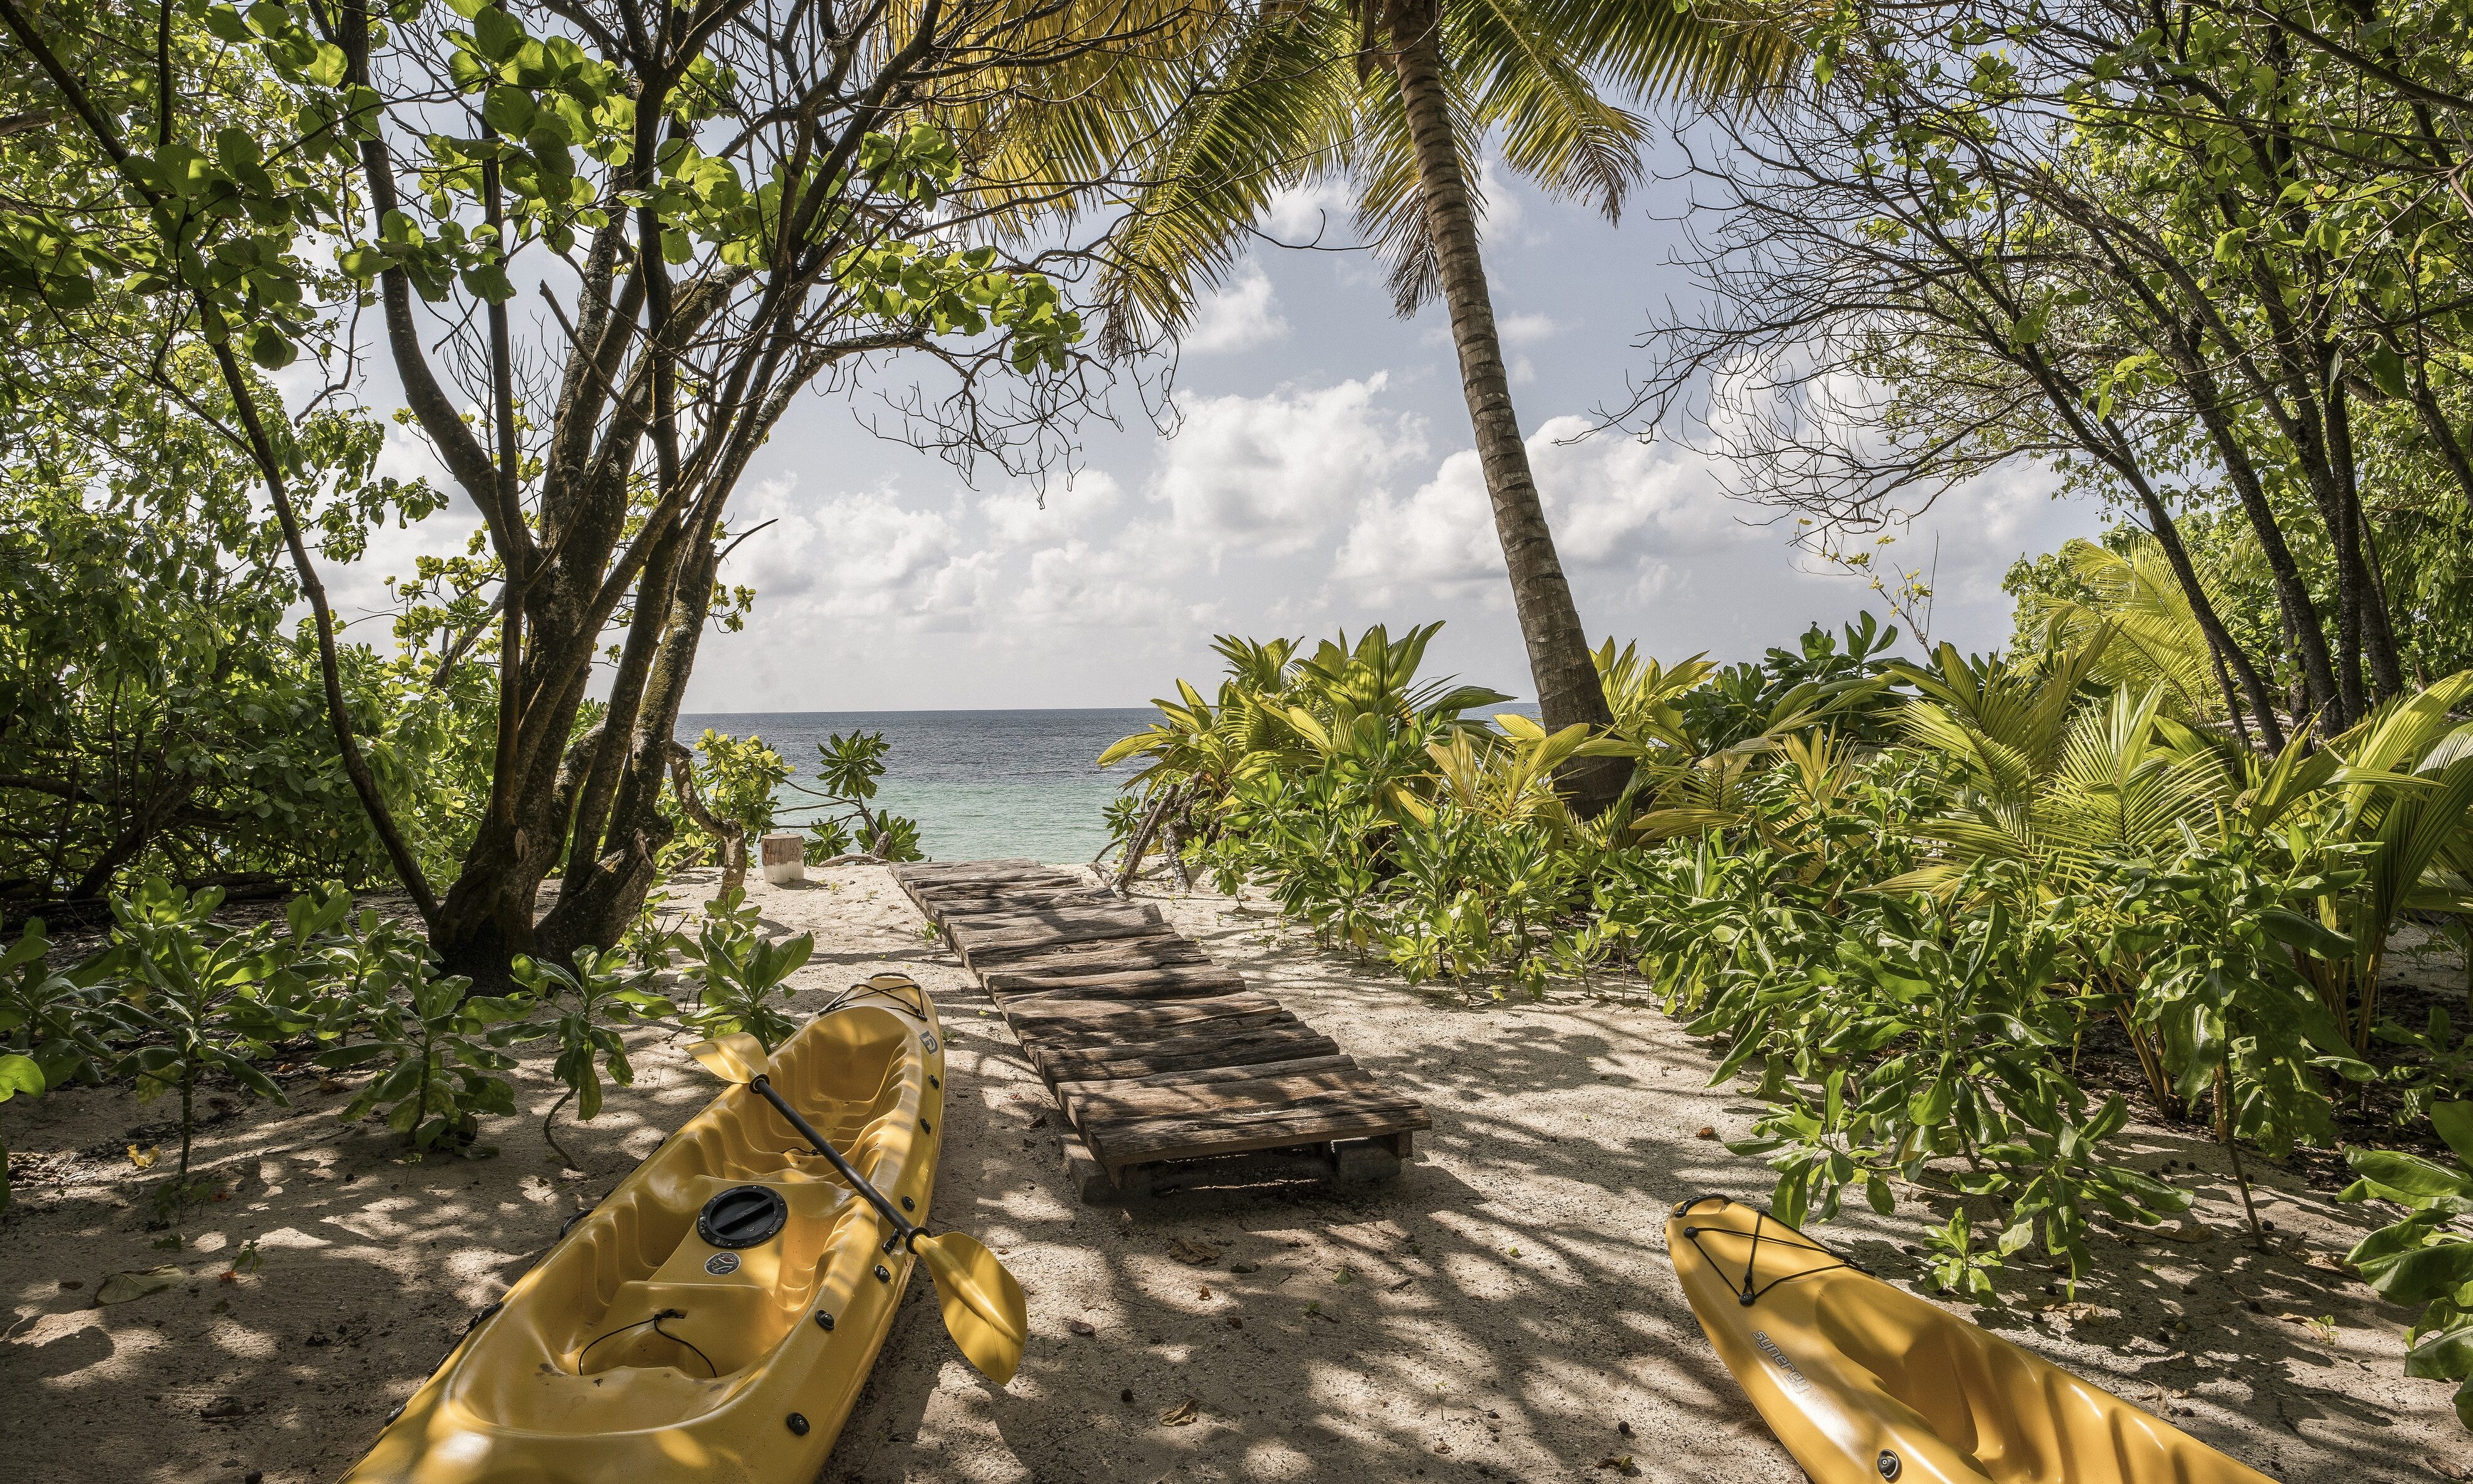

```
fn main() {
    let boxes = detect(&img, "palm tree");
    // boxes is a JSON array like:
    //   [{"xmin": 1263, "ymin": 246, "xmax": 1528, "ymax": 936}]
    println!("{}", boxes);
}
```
[{"xmin": 993, "ymin": 0, "xmax": 1799, "ymax": 810}]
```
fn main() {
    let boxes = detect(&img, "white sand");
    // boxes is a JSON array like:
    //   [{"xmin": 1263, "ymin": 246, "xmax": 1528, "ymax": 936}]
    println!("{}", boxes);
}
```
[{"xmin": 1, "ymin": 862, "xmax": 2459, "ymax": 1482}]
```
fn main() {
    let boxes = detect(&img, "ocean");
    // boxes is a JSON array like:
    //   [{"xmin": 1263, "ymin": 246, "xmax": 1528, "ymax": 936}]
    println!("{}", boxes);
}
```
[{"xmin": 676, "ymin": 709, "xmax": 1157, "ymax": 865}]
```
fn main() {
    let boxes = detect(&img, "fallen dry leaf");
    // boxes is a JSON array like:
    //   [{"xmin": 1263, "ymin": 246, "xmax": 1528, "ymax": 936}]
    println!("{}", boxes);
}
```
[
  {"xmin": 1595, "ymin": 1455, "xmax": 1636, "ymax": 1473},
  {"xmin": 1167, "ymin": 1238, "xmax": 1221, "ymax": 1266},
  {"xmin": 1159, "ymin": 1399, "xmax": 1198, "ymax": 1426},
  {"xmin": 96, "ymin": 1267, "xmax": 180, "ymax": 1305},
  {"xmin": 126, "ymin": 1144, "xmax": 158, "ymax": 1169}
]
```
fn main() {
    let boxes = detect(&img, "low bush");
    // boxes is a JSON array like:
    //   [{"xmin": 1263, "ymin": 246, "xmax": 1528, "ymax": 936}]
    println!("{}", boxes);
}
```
[{"xmin": 1105, "ymin": 616, "xmax": 2473, "ymax": 1320}]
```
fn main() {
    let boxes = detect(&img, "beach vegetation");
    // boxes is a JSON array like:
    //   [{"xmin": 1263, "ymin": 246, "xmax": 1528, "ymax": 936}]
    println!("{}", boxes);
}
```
[
  {"xmin": 2343, "ymin": 1102, "xmax": 2473, "ymax": 1429},
  {"xmin": 1106, "ymin": 601, "xmax": 2473, "ymax": 1297},
  {"xmin": 503, "ymin": 946, "xmax": 672, "ymax": 1171},
  {"xmin": 0, "ymin": 0, "xmax": 1171, "ymax": 988},
  {"xmin": 673, "ymin": 887, "xmax": 816, "ymax": 1052},
  {"xmin": 790, "ymin": 731, "xmax": 928, "ymax": 864}
]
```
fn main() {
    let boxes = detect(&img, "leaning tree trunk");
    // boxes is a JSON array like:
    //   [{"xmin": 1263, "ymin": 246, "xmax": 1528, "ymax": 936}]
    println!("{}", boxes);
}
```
[
  {"xmin": 1388, "ymin": 0, "xmax": 1627, "ymax": 815},
  {"xmin": 535, "ymin": 523, "xmax": 725, "ymax": 961}
]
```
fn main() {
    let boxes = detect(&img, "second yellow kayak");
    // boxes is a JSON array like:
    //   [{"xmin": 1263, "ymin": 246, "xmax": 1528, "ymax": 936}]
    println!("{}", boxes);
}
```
[{"xmin": 1666, "ymin": 1194, "xmax": 2278, "ymax": 1484}]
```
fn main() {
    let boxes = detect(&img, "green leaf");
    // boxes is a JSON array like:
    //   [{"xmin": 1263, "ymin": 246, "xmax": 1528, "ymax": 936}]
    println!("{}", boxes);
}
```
[
  {"xmin": 0, "ymin": 1053, "xmax": 44, "ymax": 1101},
  {"xmin": 473, "ymin": 6, "xmax": 525, "ymax": 63},
  {"xmin": 482, "ymin": 85, "xmax": 537, "ymax": 137},
  {"xmin": 2346, "ymin": 1147, "xmax": 2473, "ymax": 1202},
  {"xmin": 459, "ymin": 263, "xmax": 516, "ymax": 303},
  {"xmin": 2431, "ymin": 1102, "xmax": 2473, "ymax": 1169},
  {"xmin": 2403, "ymin": 1319, "xmax": 2473, "ymax": 1382},
  {"xmin": 2374, "ymin": 1240, "xmax": 2473, "ymax": 1305},
  {"xmin": 305, "ymin": 42, "xmax": 349, "ymax": 88},
  {"xmin": 237, "ymin": 323, "xmax": 296, "ymax": 370}
]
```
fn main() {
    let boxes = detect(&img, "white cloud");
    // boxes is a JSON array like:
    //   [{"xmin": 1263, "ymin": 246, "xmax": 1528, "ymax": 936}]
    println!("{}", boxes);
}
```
[
  {"xmin": 1262, "ymin": 179, "xmax": 1355, "ymax": 244},
  {"xmin": 1332, "ymin": 415, "xmax": 1762, "ymax": 607},
  {"xmin": 1182, "ymin": 264, "xmax": 1289, "ymax": 355},
  {"xmin": 729, "ymin": 476, "xmax": 993, "ymax": 624},
  {"xmin": 976, "ymin": 471, "xmax": 1129, "ymax": 546},
  {"xmin": 1497, "ymin": 313, "xmax": 1559, "ymax": 345},
  {"xmin": 1154, "ymin": 374, "xmax": 1428, "ymax": 556},
  {"xmin": 1331, "ymin": 449, "xmax": 1504, "ymax": 605}
]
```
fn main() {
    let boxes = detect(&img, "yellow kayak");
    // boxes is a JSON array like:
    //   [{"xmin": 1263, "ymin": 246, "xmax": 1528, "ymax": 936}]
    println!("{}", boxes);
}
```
[
  {"xmin": 343, "ymin": 978, "xmax": 948, "ymax": 1484},
  {"xmin": 1665, "ymin": 1195, "xmax": 2279, "ymax": 1484}
]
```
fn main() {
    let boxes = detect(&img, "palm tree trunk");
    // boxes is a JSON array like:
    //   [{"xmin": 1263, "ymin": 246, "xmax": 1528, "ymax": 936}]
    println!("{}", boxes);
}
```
[{"xmin": 1388, "ymin": 0, "xmax": 1624, "ymax": 813}]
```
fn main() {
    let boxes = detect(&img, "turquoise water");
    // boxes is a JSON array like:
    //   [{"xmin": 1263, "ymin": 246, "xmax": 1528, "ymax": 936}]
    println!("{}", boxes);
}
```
[{"xmin": 677, "ymin": 709, "xmax": 1155, "ymax": 864}]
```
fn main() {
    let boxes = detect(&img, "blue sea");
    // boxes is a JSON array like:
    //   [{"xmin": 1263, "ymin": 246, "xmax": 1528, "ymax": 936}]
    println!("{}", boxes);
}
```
[{"xmin": 676, "ymin": 709, "xmax": 1157, "ymax": 864}]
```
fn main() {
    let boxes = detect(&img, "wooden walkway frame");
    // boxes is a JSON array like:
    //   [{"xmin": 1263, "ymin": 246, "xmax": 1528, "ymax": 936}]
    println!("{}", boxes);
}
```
[{"xmin": 891, "ymin": 860, "xmax": 1430, "ymax": 1200}]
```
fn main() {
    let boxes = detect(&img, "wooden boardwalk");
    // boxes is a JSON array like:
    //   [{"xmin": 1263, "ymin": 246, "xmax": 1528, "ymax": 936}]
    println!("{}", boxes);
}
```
[{"xmin": 891, "ymin": 859, "xmax": 1430, "ymax": 1198}]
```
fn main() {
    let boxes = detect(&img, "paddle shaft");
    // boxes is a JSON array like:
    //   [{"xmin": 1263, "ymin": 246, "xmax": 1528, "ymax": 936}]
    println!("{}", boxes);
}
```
[{"xmin": 746, "ymin": 1074, "xmax": 921, "ymax": 1246}]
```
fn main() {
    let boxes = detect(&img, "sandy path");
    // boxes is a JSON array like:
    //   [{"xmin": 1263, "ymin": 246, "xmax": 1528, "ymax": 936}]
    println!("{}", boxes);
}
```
[{"xmin": 2, "ymin": 862, "xmax": 2459, "ymax": 1482}]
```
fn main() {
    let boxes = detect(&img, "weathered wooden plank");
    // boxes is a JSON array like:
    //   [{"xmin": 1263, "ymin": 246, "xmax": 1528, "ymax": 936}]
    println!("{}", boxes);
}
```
[
  {"xmin": 1001, "ymin": 990, "xmax": 1282, "ymax": 1034},
  {"xmin": 1058, "ymin": 1063, "xmax": 1377, "ymax": 1130},
  {"xmin": 941, "ymin": 902, "xmax": 1164, "ymax": 932},
  {"xmin": 911, "ymin": 871, "xmax": 1094, "ymax": 895},
  {"xmin": 901, "ymin": 862, "xmax": 1083, "ymax": 888},
  {"xmin": 952, "ymin": 919, "xmax": 1182, "ymax": 965},
  {"xmin": 919, "ymin": 888, "xmax": 1121, "ymax": 916},
  {"xmin": 897, "ymin": 857, "xmax": 1046, "ymax": 876},
  {"xmin": 1085, "ymin": 1091, "xmax": 1433, "ymax": 1168},
  {"xmin": 1066, "ymin": 1065, "xmax": 1388, "ymax": 1122},
  {"xmin": 1007, "ymin": 1008, "xmax": 1297, "ymax": 1056},
  {"xmin": 1051, "ymin": 1054, "xmax": 1359, "ymax": 1105},
  {"xmin": 1027, "ymin": 1025, "xmax": 1340, "ymax": 1084},
  {"xmin": 985, "ymin": 964, "xmax": 1247, "ymax": 1000},
  {"xmin": 978, "ymin": 938, "xmax": 1212, "ymax": 976}
]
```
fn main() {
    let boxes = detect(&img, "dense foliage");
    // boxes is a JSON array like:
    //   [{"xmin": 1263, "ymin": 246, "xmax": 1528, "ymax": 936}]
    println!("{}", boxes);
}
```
[
  {"xmin": 1107, "ymin": 612, "xmax": 2473, "ymax": 1320},
  {"xmin": 0, "ymin": 872, "xmax": 816, "ymax": 1213},
  {"xmin": 0, "ymin": 0, "xmax": 1151, "ymax": 983}
]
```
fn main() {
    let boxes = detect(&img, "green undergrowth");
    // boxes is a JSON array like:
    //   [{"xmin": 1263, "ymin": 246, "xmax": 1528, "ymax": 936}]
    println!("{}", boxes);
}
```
[{"xmin": 1102, "ymin": 615, "xmax": 2473, "ymax": 1387}]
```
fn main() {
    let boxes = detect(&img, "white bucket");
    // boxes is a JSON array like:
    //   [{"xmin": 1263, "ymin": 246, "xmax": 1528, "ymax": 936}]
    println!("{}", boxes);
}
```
[{"xmin": 758, "ymin": 832, "xmax": 805, "ymax": 885}]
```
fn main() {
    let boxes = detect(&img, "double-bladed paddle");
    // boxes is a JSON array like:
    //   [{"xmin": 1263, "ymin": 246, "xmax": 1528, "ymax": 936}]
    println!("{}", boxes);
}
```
[{"xmin": 686, "ymin": 1028, "xmax": 1028, "ymax": 1386}]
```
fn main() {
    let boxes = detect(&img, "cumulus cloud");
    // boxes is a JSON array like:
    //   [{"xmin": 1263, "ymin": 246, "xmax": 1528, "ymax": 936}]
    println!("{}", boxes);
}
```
[
  {"xmin": 1182, "ymin": 263, "xmax": 1289, "ymax": 355},
  {"xmin": 1262, "ymin": 179, "xmax": 1356, "ymax": 244},
  {"xmin": 1497, "ymin": 313, "xmax": 1559, "ymax": 345},
  {"xmin": 1332, "ymin": 415, "xmax": 1762, "ymax": 606},
  {"xmin": 728, "ymin": 477, "xmax": 993, "ymax": 625},
  {"xmin": 1154, "ymin": 374, "xmax": 1428, "ymax": 556}
]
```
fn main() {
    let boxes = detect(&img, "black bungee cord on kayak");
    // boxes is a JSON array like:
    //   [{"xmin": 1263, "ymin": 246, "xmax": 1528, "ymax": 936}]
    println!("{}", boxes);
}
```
[
  {"xmin": 1672, "ymin": 1194, "xmax": 1861, "ymax": 1307},
  {"xmin": 816, "ymin": 975, "xmax": 929, "ymax": 1022},
  {"xmin": 574, "ymin": 1309, "xmax": 718, "ymax": 1377}
]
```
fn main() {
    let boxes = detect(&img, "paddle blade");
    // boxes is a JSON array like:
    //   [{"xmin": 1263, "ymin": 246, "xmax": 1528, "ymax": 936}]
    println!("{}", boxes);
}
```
[
  {"xmin": 915, "ymin": 1231, "xmax": 1027, "ymax": 1386},
  {"xmin": 686, "ymin": 1032, "xmax": 768, "ymax": 1085}
]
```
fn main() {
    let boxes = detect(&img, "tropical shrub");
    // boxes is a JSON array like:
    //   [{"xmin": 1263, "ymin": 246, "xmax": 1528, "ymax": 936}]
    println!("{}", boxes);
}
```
[
  {"xmin": 93, "ymin": 880, "xmax": 310, "ymax": 1188},
  {"xmin": 0, "ymin": 1051, "xmax": 42, "ymax": 1213},
  {"xmin": 2342, "ymin": 1103, "xmax": 2473, "ymax": 1429},
  {"xmin": 0, "ymin": 920, "xmax": 112, "ymax": 1090},
  {"xmin": 505, "ymin": 947, "xmax": 674, "ymax": 1169},
  {"xmin": 1107, "ymin": 612, "xmax": 2473, "ymax": 1320},
  {"xmin": 313, "ymin": 955, "xmax": 520, "ymax": 1161},
  {"xmin": 675, "ymin": 887, "xmax": 815, "ymax": 1050},
  {"xmin": 792, "ymin": 729, "xmax": 926, "ymax": 863}
]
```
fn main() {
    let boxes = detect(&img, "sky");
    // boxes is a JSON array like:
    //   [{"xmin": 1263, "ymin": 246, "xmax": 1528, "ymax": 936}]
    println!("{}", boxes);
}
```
[{"xmin": 325, "ymin": 145, "xmax": 2106, "ymax": 713}]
